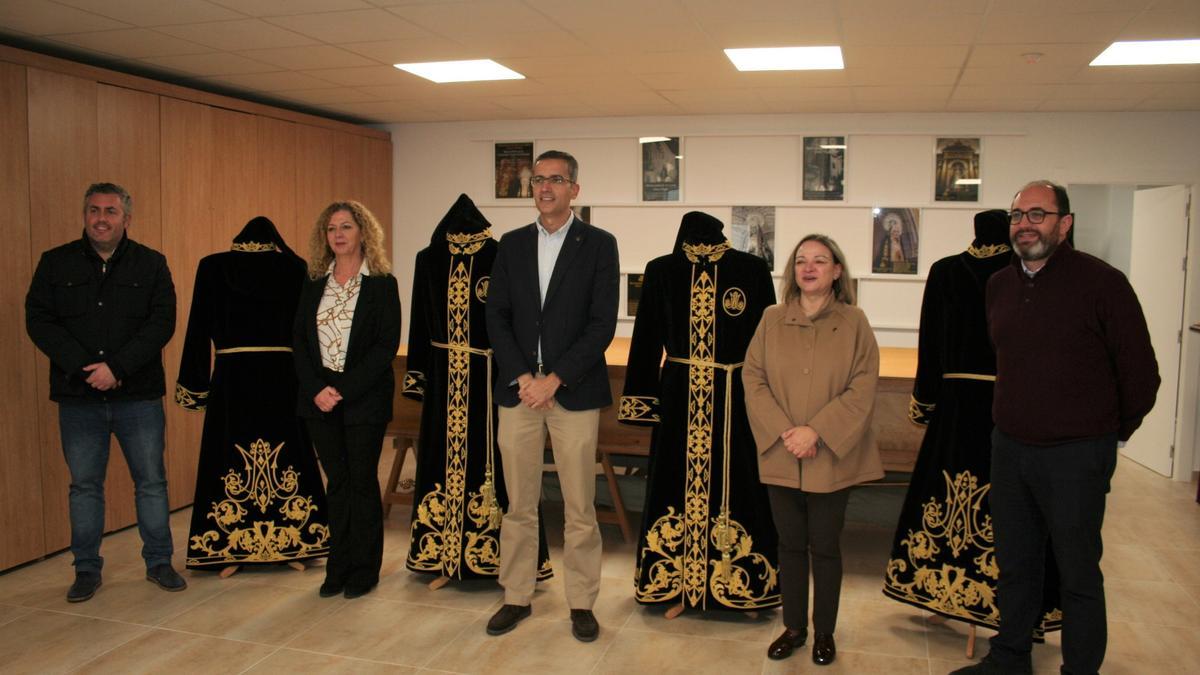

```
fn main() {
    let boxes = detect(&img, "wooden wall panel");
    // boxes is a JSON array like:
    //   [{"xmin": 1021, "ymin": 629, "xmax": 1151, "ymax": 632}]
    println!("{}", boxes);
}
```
[
  {"xmin": 295, "ymin": 124, "xmax": 334, "ymax": 245},
  {"xmin": 212, "ymin": 108, "xmax": 259, "ymax": 243},
  {"xmin": 256, "ymin": 117, "xmax": 299, "ymax": 253},
  {"xmin": 95, "ymin": 84, "xmax": 163, "ymax": 532},
  {"xmin": 160, "ymin": 97, "xmax": 214, "ymax": 511},
  {"xmin": 331, "ymin": 132, "xmax": 367, "ymax": 204},
  {"xmin": 364, "ymin": 137, "xmax": 394, "ymax": 262},
  {"xmin": 27, "ymin": 67, "xmax": 100, "ymax": 553},
  {"xmin": 0, "ymin": 63, "xmax": 45, "ymax": 569}
]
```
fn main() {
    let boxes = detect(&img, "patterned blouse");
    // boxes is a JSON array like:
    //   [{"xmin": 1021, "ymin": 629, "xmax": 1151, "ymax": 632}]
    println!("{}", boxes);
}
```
[{"xmin": 316, "ymin": 260, "xmax": 369, "ymax": 372}]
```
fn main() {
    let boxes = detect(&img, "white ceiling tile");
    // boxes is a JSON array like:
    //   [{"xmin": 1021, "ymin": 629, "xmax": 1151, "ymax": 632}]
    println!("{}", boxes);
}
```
[
  {"xmin": 755, "ymin": 86, "xmax": 854, "ymax": 104},
  {"xmin": 208, "ymin": 0, "xmax": 374, "ymax": 16},
  {"xmin": 695, "ymin": 20, "xmax": 841, "ymax": 46},
  {"xmin": 946, "ymin": 98, "xmax": 1045, "ymax": 112},
  {"xmin": 957, "ymin": 66, "xmax": 1084, "ymax": 85},
  {"xmin": 49, "ymin": 28, "xmax": 212, "ymax": 59},
  {"xmin": 0, "ymin": 0, "xmax": 130, "ymax": 35},
  {"xmin": 448, "ymin": 30, "xmax": 595, "ymax": 59},
  {"xmin": 53, "ymin": 0, "xmax": 243, "ymax": 26},
  {"xmin": 339, "ymin": 38, "xmax": 481, "ymax": 63},
  {"xmin": 852, "ymin": 84, "xmax": 954, "ymax": 103},
  {"xmin": 842, "ymin": 44, "xmax": 970, "ymax": 69},
  {"xmin": 303, "ymin": 65, "xmax": 417, "ymax": 87},
  {"xmin": 533, "ymin": 0, "xmax": 689, "ymax": 30},
  {"xmin": 845, "ymin": 68, "xmax": 960, "ymax": 86},
  {"xmin": 137, "ymin": 51, "xmax": 277, "ymax": 76},
  {"xmin": 1036, "ymin": 98, "xmax": 1140, "ymax": 111},
  {"xmin": 387, "ymin": 1, "xmax": 558, "ymax": 34},
  {"xmin": 966, "ymin": 43, "xmax": 1110, "ymax": 68},
  {"xmin": 1132, "ymin": 98, "xmax": 1200, "ymax": 111},
  {"xmin": 155, "ymin": 19, "xmax": 319, "ymax": 51},
  {"xmin": 951, "ymin": 83, "xmax": 1057, "ymax": 100},
  {"xmin": 1070, "ymin": 63, "xmax": 1200, "ymax": 84},
  {"xmin": 200, "ymin": 70, "xmax": 337, "ymax": 92},
  {"xmin": 682, "ymin": 0, "xmax": 836, "ymax": 24},
  {"xmin": 977, "ymin": 12, "xmax": 1136, "ymax": 45},
  {"xmin": 265, "ymin": 8, "xmax": 432, "ymax": 43},
  {"xmin": 841, "ymin": 14, "xmax": 984, "ymax": 46},
  {"xmin": 238, "ymin": 45, "xmax": 377, "ymax": 70},
  {"xmin": 575, "ymin": 25, "xmax": 715, "ymax": 54},
  {"xmin": 1117, "ymin": 9, "xmax": 1200, "ymax": 40}
]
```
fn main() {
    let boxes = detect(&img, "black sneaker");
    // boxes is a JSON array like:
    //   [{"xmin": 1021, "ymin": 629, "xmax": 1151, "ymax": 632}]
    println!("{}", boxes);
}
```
[
  {"xmin": 66, "ymin": 571, "xmax": 102, "ymax": 603},
  {"xmin": 569, "ymin": 609, "xmax": 599, "ymax": 642},
  {"xmin": 145, "ymin": 564, "xmax": 187, "ymax": 592},
  {"xmin": 486, "ymin": 604, "xmax": 531, "ymax": 635}
]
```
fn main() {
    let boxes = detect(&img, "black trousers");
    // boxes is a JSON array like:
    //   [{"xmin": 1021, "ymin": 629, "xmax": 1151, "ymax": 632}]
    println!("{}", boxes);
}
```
[
  {"xmin": 766, "ymin": 485, "xmax": 851, "ymax": 635},
  {"xmin": 989, "ymin": 429, "xmax": 1117, "ymax": 675},
  {"xmin": 306, "ymin": 413, "xmax": 387, "ymax": 589}
]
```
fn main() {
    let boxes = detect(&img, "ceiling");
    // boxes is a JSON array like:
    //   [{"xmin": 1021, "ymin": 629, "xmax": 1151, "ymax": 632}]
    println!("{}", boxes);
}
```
[{"xmin": 1, "ymin": 0, "xmax": 1198, "ymax": 125}]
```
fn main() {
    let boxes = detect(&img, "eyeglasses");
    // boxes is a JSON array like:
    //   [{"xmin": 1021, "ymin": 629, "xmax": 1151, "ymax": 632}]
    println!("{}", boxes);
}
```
[
  {"xmin": 529, "ymin": 175, "xmax": 573, "ymax": 186},
  {"xmin": 1009, "ymin": 208, "xmax": 1066, "ymax": 225}
]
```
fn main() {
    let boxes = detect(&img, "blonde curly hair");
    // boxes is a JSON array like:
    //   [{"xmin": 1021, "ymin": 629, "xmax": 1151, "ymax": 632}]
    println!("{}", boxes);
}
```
[{"xmin": 307, "ymin": 200, "xmax": 391, "ymax": 279}]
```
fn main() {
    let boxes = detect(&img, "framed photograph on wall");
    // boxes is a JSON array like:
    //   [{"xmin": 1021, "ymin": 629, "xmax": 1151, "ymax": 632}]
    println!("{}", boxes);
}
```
[
  {"xmin": 871, "ymin": 207, "xmax": 920, "ymax": 274},
  {"xmin": 571, "ymin": 205, "xmax": 591, "ymax": 223},
  {"xmin": 495, "ymin": 141, "xmax": 533, "ymax": 199},
  {"xmin": 731, "ymin": 205, "xmax": 776, "ymax": 271},
  {"xmin": 626, "ymin": 273, "xmax": 645, "ymax": 317},
  {"xmin": 803, "ymin": 136, "xmax": 845, "ymax": 201},
  {"xmin": 934, "ymin": 137, "xmax": 980, "ymax": 202},
  {"xmin": 641, "ymin": 136, "xmax": 680, "ymax": 201}
]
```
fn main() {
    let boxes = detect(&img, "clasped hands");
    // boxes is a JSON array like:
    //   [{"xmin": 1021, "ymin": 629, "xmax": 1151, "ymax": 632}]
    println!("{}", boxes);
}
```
[
  {"xmin": 517, "ymin": 372, "xmax": 559, "ymax": 410},
  {"xmin": 83, "ymin": 362, "xmax": 120, "ymax": 391},
  {"xmin": 314, "ymin": 385, "xmax": 343, "ymax": 413},
  {"xmin": 781, "ymin": 425, "xmax": 821, "ymax": 459}
]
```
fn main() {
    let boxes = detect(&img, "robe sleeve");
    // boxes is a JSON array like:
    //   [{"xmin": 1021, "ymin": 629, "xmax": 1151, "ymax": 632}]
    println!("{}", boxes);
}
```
[
  {"xmin": 618, "ymin": 262, "xmax": 664, "ymax": 426},
  {"xmin": 909, "ymin": 259, "xmax": 946, "ymax": 425},
  {"xmin": 402, "ymin": 250, "xmax": 430, "ymax": 401},
  {"xmin": 175, "ymin": 257, "xmax": 213, "ymax": 411}
]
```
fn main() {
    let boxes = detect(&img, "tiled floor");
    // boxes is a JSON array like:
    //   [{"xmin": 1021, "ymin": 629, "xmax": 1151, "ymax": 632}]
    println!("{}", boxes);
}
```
[{"xmin": 2, "ymin": 453, "xmax": 1198, "ymax": 674}]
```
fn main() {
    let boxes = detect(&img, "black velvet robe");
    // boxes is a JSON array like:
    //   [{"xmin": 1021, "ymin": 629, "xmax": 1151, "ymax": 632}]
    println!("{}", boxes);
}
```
[
  {"xmin": 176, "ymin": 217, "xmax": 330, "ymax": 569},
  {"xmin": 403, "ymin": 194, "xmax": 552, "ymax": 581},
  {"xmin": 882, "ymin": 215, "xmax": 1062, "ymax": 635},
  {"xmin": 620, "ymin": 212, "xmax": 780, "ymax": 612}
]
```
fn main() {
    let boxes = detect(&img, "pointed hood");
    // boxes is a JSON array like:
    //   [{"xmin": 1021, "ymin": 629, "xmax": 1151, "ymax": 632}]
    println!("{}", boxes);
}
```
[
  {"xmin": 672, "ymin": 210, "xmax": 728, "ymax": 254},
  {"xmin": 430, "ymin": 193, "xmax": 491, "ymax": 245},
  {"xmin": 232, "ymin": 215, "xmax": 299, "ymax": 259}
]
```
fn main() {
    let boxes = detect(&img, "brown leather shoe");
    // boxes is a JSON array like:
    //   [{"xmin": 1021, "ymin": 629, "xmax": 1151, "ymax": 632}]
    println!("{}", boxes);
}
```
[
  {"xmin": 812, "ymin": 632, "xmax": 836, "ymax": 665},
  {"xmin": 486, "ymin": 604, "xmax": 531, "ymax": 635},
  {"xmin": 767, "ymin": 628, "xmax": 806, "ymax": 660}
]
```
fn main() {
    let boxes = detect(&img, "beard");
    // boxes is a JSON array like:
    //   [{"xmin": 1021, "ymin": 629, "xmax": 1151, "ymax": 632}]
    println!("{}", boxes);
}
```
[{"xmin": 1012, "ymin": 228, "xmax": 1059, "ymax": 262}]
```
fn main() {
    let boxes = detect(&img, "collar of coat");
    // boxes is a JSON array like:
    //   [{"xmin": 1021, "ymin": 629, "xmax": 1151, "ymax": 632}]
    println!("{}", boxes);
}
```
[{"xmin": 783, "ymin": 297, "xmax": 848, "ymax": 325}]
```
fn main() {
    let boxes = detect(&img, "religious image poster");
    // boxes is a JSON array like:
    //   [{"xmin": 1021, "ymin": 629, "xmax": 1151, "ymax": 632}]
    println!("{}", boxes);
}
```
[
  {"xmin": 495, "ymin": 142, "xmax": 533, "ymax": 199},
  {"xmin": 934, "ymin": 137, "xmax": 980, "ymax": 202},
  {"xmin": 871, "ymin": 207, "xmax": 920, "ymax": 275},
  {"xmin": 803, "ymin": 136, "xmax": 846, "ymax": 201},
  {"xmin": 572, "ymin": 205, "xmax": 591, "ymax": 223},
  {"xmin": 626, "ymin": 273, "xmax": 644, "ymax": 317},
  {"xmin": 731, "ymin": 206, "xmax": 776, "ymax": 271},
  {"xmin": 641, "ymin": 137, "xmax": 680, "ymax": 201}
]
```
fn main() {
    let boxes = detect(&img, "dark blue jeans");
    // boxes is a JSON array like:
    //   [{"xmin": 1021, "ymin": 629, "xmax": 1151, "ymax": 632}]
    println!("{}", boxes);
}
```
[
  {"xmin": 989, "ymin": 429, "xmax": 1117, "ymax": 675},
  {"xmin": 58, "ymin": 399, "xmax": 173, "ymax": 573}
]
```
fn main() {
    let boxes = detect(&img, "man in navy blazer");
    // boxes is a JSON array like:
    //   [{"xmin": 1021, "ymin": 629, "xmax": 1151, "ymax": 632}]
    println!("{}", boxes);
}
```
[{"xmin": 485, "ymin": 150, "xmax": 619, "ymax": 642}]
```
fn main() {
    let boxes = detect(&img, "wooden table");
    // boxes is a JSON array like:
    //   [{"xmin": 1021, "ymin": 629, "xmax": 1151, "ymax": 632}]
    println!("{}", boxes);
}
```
[{"xmin": 383, "ymin": 339, "xmax": 921, "ymax": 540}]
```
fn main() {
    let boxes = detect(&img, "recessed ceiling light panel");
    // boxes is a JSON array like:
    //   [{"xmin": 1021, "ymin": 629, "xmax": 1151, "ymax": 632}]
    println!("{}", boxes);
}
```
[
  {"xmin": 394, "ymin": 59, "xmax": 524, "ymax": 83},
  {"xmin": 1090, "ymin": 39, "xmax": 1200, "ymax": 66},
  {"xmin": 724, "ymin": 46, "xmax": 844, "ymax": 71}
]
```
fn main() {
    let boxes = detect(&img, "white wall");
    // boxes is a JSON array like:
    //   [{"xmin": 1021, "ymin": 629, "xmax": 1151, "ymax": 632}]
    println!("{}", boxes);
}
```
[{"xmin": 384, "ymin": 110, "xmax": 1200, "ymax": 479}]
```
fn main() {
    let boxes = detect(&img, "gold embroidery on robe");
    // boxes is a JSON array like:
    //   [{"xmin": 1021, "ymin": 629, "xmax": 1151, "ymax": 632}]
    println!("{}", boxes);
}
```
[
  {"xmin": 618, "ymin": 395, "xmax": 659, "ymax": 423},
  {"xmin": 909, "ymin": 396, "xmax": 936, "ymax": 425},
  {"xmin": 633, "ymin": 267, "xmax": 777, "ymax": 609},
  {"xmin": 188, "ymin": 438, "xmax": 329, "ymax": 564},
  {"xmin": 475, "ymin": 276, "xmax": 489, "ymax": 303},
  {"xmin": 448, "ymin": 229, "xmax": 491, "ymax": 255},
  {"xmin": 967, "ymin": 243, "xmax": 1011, "ymax": 259},
  {"xmin": 175, "ymin": 383, "xmax": 208, "ymax": 411},
  {"xmin": 721, "ymin": 287, "xmax": 746, "ymax": 316},
  {"xmin": 682, "ymin": 241, "xmax": 730, "ymax": 263},
  {"xmin": 883, "ymin": 470, "xmax": 1000, "ymax": 624},
  {"xmin": 403, "ymin": 370, "xmax": 425, "ymax": 398},
  {"xmin": 231, "ymin": 241, "xmax": 278, "ymax": 253}
]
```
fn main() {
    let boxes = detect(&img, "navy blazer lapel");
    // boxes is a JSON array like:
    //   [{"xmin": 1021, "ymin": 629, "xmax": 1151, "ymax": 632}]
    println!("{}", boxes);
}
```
[{"xmin": 543, "ymin": 221, "xmax": 586, "ymax": 309}]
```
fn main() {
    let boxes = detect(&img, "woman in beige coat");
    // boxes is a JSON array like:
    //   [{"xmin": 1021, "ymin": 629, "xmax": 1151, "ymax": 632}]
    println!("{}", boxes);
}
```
[{"xmin": 743, "ymin": 234, "xmax": 883, "ymax": 666}]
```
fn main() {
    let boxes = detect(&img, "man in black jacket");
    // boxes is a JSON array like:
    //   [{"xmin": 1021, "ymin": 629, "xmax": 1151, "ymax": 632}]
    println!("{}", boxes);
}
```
[
  {"xmin": 485, "ymin": 150, "xmax": 619, "ymax": 641},
  {"xmin": 26, "ymin": 182, "xmax": 185, "ymax": 602}
]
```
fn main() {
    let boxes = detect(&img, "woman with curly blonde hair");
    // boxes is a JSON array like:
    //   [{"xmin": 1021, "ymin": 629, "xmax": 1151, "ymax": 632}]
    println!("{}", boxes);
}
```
[{"xmin": 293, "ymin": 200, "xmax": 401, "ymax": 599}]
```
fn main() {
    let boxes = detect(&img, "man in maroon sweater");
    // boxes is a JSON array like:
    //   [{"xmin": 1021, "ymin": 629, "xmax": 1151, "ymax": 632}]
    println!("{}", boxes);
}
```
[{"xmin": 953, "ymin": 181, "xmax": 1159, "ymax": 675}]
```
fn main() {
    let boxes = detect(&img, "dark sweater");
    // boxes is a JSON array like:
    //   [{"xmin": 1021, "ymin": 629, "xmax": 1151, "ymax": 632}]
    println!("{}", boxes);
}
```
[{"xmin": 987, "ymin": 244, "xmax": 1159, "ymax": 445}]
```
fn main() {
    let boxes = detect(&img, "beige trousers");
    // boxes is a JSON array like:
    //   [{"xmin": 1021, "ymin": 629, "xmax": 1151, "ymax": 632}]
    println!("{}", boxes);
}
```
[{"xmin": 497, "ymin": 402, "xmax": 602, "ymax": 609}]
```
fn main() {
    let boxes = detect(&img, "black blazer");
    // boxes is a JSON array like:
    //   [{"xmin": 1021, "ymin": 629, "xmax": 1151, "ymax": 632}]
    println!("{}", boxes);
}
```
[
  {"xmin": 293, "ymin": 272, "xmax": 401, "ymax": 425},
  {"xmin": 486, "ymin": 219, "xmax": 619, "ymax": 410}
]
